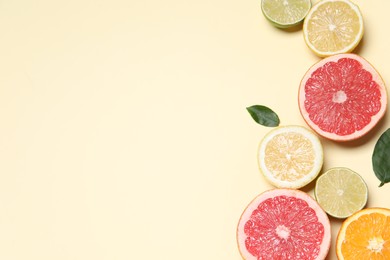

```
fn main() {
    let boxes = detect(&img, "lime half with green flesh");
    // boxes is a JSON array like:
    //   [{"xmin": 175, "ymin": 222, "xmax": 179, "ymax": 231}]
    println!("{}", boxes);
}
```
[
  {"xmin": 261, "ymin": 0, "xmax": 312, "ymax": 28},
  {"xmin": 314, "ymin": 167, "xmax": 368, "ymax": 219}
]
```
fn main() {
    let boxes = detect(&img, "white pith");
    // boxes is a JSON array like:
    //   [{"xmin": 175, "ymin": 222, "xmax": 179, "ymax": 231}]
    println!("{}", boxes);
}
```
[
  {"xmin": 333, "ymin": 90, "xmax": 347, "ymax": 103},
  {"xmin": 276, "ymin": 225, "xmax": 290, "ymax": 239},
  {"xmin": 367, "ymin": 237, "xmax": 384, "ymax": 253}
]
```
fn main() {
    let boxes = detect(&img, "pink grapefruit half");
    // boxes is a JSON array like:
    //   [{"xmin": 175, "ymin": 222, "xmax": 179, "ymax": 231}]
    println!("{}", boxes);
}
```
[
  {"xmin": 237, "ymin": 189, "xmax": 331, "ymax": 260},
  {"xmin": 298, "ymin": 53, "xmax": 387, "ymax": 141}
]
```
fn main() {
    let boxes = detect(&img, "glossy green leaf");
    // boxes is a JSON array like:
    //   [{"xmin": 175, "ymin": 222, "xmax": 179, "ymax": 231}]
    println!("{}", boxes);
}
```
[
  {"xmin": 372, "ymin": 128, "xmax": 390, "ymax": 187},
  {"xmin": 246, "ymin": 105, "xmax": 280, "ymax": 127}
]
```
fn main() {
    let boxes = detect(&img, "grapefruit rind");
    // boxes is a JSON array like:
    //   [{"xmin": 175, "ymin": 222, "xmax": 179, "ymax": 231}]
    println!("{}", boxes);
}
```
[
  {"xmin": 237, "ymin": 189, "xmax": 331, "ymax": 260},
  {"xmin": 303, "ymin": 0, "xmax": 364, "ymax": 57},
  {"xmin": 336, "ymin": 208, "xmax": 390, "ymax": 260},
  {"xmin": 257, "ymin": 125, "xmax": 323, "ymax": 189},
  {"xmin": 298, "ymin": 53, "xmax": 387, "ymax": 141}
]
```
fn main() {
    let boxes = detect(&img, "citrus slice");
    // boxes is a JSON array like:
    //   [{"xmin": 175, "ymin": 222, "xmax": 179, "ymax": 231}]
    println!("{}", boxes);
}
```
[
  {"xmin": 261, "ymin": 0, "xmax": 311, "ymax": 28},
  {"xmin": 298, "ymin": 53, "xmax": 387, "ymax": 141},
  {"xmin": 257, "ymin": 125, "xmax": 323, "ymax": 189},
  {"xmin": 336, "ymin": 208, "xmax": 390, "ymax": 259},
  {"xmin": 237, "ymin": 189, "xmax": 331, "ymax": 259},
  {"xmin": 303, "ymin": 0, "xmax": 363, "ymax": 57},
  {"xmin": 314, "ymin": 167, "xmax": 368, "ymax": 219}
]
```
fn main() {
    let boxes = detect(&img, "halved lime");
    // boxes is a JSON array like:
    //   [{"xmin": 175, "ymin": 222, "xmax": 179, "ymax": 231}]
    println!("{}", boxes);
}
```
[
  {"xmin": 314, "ymin": 167, "xmax": 368, "ymax": 219},
  {"xmin": 261, "ymin": 0, "xmax": 312, "ymax": 28}
]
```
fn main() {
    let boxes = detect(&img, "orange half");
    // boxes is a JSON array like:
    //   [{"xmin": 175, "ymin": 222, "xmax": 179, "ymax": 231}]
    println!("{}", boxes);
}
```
[{"xmin": 336, "ymin": 208, "xmax": 390, "ymax": 259}]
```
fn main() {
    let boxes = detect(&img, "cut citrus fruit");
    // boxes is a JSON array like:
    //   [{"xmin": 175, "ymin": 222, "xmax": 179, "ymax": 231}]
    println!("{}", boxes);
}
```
[
  {"xmin": 237, "ymin": 189, "xmax": 331, "ymax": 259},
  {"xmin": 261, "ymin": 0, "xmax": 311, "ymax": 28},
  {"xmin": 314, "ymin": 167, "xmax": 368, "ymax": 219},
  {"xmin": 257, "ymin": 125, "xmax": 323, "ymax": 189},
  {"xmin": 303, "ymin": 0, "xmax": 364, "ymax": 57},
  {"xmin": 336, "ymin": 208, "xmax": 390, "ymax": 259},
  {"xmin": 299, "ymin": 53, "xmax": 387, "ymax": 141}
]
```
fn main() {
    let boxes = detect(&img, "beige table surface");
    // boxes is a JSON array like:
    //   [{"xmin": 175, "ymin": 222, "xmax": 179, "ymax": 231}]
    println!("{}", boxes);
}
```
[{"xmin": 1, "ymin": 0, "xmax": 390, "ymax": 259}]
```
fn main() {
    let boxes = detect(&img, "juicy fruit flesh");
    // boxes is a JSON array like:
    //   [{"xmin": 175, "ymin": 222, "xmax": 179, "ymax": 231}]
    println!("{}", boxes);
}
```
[
  {"xmin": 306, "ymin": 1, "xmax": 361, "ymax": 53},
  {"xmin": 258, "ymin": 126, "xmax": 323, "ymax": 188},
  {"xmin": 315, "ymin": 168, "xmax": 367, "ymax": 218},
  {"xmin": 265, "ymin": 132, "xmax": 315, "ymax": 181},
  {"xmin": 304, "ymin": 57, "xmax": 382, "ymax": 136},
  {"xmin": 341, "ymin": 213, "xmax": 390, "ymax": 258},
  {"xmin": 262, "ymin": 0, "xmax": 310, "ymax": 25},
  {"xmin": 244, "ymin": 195, "xmax": 325, "ymax": 259}
]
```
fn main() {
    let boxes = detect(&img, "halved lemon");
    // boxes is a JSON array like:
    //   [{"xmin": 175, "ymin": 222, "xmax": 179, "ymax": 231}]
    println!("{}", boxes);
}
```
[
  {"xmin": 257, "ymin": 125, "xmax": 323, "ymax": 189},
  {"xmin": 314, "ymin": 167, "xmax": 368, "ymax": 218},
  {"xmin": 303, "ymin": 0, "xmax": 364, "ymax": 57},
  {"xmin": 337, "ymin": 208, "xmax": 390, "ymax": 259},
  {"xmin": 261, "ymin": 0, "xmax": 311, "ymax": 28}
]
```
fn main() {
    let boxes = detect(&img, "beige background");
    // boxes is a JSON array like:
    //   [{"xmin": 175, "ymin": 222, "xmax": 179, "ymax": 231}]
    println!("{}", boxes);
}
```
[{"xmin": 0, "ymin": 0, "xmax": 389, "ymax": 259}]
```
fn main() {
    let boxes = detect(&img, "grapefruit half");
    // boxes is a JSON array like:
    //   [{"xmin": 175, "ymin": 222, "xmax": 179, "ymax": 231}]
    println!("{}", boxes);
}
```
[
  {"xmin": 298, "ymin": 53, "xmax": 387, "ymax": 141},
  {"xmin": 237, "ymin": 189, "xmax": 331, "ymax": 259}
]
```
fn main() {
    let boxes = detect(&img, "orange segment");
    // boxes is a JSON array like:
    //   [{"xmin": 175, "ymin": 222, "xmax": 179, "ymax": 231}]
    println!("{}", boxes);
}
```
[{"xmin": 337, "ymin": 208, "xmax": 390, "ymax": 259}]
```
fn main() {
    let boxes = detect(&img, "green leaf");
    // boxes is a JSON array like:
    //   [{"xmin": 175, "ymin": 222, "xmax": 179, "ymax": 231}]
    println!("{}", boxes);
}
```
[
  {"xmin": 246, "ymin": 105, "xmax": 280, "ymax": 127},
  {"xmin": 372, "ymin": 128, "xmax": 390, "ymax": 187}
]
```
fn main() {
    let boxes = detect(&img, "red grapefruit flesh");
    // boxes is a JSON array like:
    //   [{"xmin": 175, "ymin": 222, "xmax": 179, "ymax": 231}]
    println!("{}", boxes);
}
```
[
  {"xmin": 237, "ymin": 189, "xmax": 331, "ymax": 260},
  {"xmin": 298, "ymin": 53, "xmax": 387, "ymax": 141}
]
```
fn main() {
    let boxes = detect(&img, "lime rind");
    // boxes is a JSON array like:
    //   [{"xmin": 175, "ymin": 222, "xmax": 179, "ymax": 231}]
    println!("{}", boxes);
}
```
[{"xmin": 261, "ymin": 0, "xmax": 312, "ymax": 28}]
